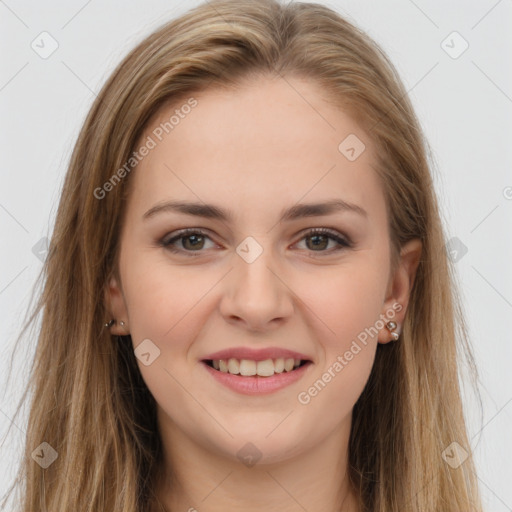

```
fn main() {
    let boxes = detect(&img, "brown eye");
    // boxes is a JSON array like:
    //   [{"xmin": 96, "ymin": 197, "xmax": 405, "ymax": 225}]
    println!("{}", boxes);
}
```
[
  {"xmin": 297, "ymin": 228, "xmax": 351, "ymax": 253},
  {"xmin": 305, "ymin": 233, "xmax": 330, "ymax": 250},
  {"xmin": 181, "ymin": 233, "xmax": 206, "ymax": 250},
  {"xmin": 161, "ymin": 229, "xmax": 216, "ymax": 254}
]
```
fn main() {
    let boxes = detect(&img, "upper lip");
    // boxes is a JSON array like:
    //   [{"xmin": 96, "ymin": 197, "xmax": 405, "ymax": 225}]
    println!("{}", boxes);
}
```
[{"xmin": 202, "ymin": 347, "xmax": 313, "ymax": 362}]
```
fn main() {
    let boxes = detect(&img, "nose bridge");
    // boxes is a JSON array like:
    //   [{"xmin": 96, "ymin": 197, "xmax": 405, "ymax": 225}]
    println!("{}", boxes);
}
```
[
  {"xmin": 220, "ymin": 234, "xmax": 293, "ymax": 328},
  {"xmin": 234, "ymin": 234, "xmax": 281, "ymax": 299}
]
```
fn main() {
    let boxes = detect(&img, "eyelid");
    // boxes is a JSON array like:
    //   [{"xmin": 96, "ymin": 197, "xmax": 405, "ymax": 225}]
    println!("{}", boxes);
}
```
[
  {"xmin": 160, "ymin": 228, "xmax": 218, "ymax": 253},
  {"xmin": 161, "ymin": 227, "xmax": 212, "ymax": 244},
  {"xmin": 295, "ymin": 227, "xmax": 351, "ymax": 245}
]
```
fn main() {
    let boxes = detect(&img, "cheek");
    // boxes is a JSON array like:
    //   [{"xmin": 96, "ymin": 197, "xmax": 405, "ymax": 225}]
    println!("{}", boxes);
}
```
[
  {"xmin": 120, "ymin": 255, "xmax": 219, "ymax": 421},
  {"xmin": 294, "ymin": 256, "xmax": 389, "ymax": 350},
  {"xmin": 120, "ymin": 247, "xmax": 213, "ymax": 342},
  {"xmin": 290, "ymin": 256, "xmax": 388, "ymax": 413}
]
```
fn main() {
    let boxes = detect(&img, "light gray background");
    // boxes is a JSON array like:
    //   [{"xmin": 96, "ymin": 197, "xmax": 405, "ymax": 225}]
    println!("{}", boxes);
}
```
[{"xmin": 1, "ymin": 0, "xmax": 511, "ymax": 510}]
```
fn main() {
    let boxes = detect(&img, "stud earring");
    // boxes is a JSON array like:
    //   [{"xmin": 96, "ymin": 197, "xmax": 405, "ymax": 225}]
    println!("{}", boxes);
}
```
[
  {"xmin": 386, "ymin": 321, "xmax": 400, "ymax": 341},
  {"xmin": 105, "ymin": 319, "xmax": 127, "ymax": 331}
]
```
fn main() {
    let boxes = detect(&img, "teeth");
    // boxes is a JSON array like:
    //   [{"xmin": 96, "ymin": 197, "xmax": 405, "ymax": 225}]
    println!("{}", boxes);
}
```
[
  {"xmin": 228, "ymin": 358, "xmax": 240, "ymax": 374},
  {"xmin": 239, "ymin": 359, "xmax": 256, "ymax": 376},
  {"xmin": 210, "ymin": 357, "xmax": 304, "ymax": 377},
  {"xmin": 284, "ymin": 358, "xmax": 294, "ymax": 372},
  {"xmin": 274, "ymin": 358, "xmax": 285, "ymax": 373},
  {"xmin": 256, "ymin": 359, "xmax": 274, "ymax": 377}
]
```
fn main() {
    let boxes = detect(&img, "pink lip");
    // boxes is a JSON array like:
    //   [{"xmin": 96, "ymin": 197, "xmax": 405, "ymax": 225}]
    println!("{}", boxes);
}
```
[
  {"xmin": 201, "ymin": 347, "xmax": 312, "ymax": 362},
  {"xmin": 202, "ymin": 360, "xmax": 313, "ymax": 395}
]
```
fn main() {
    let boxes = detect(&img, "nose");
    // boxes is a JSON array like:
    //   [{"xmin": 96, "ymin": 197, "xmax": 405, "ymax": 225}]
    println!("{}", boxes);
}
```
[{"xmin": 219, "ymin": 242, "xmax": 294, "ymax": 333}]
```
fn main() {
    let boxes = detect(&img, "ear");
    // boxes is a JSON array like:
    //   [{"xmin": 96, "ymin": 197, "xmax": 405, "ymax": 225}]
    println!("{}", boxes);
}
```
[
  {"xmin": 378, "ymin": 238, "xmax": 422, "ymax": 344},
  {"xmin": 104, "ymin": 274, "xmax": 130, "ymax": 335}
]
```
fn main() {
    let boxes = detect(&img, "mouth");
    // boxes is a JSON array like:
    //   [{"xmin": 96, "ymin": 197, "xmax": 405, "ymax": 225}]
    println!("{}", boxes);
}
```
[
  {"xmin": 201, "ymin": 357, "xmax": 313, "ymax": 395},
  {"xmin": 202, "ymin": 357, "xmax": 312, "ymax": 377}
]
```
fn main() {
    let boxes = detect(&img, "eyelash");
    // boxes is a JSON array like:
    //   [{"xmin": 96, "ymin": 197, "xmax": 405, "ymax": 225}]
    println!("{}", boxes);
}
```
[{"xmin": 159, "ymin": 227, "xmax": 352, "ymax": 256}]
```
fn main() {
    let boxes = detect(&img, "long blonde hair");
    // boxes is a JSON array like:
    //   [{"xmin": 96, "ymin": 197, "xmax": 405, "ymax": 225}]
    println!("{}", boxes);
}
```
[{"xmin": 3, "ymin": 1, "xmax": 483, "ymax": 510}]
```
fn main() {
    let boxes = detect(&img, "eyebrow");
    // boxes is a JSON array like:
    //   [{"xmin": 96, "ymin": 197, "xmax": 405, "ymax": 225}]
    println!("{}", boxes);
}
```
[{"xmin": 143, "ymin": 198, "xmax": 367, "ymax": 223}]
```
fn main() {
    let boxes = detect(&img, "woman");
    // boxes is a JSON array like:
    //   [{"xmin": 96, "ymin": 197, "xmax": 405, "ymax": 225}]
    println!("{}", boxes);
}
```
[{"xmin": 4, "ymin": 0, "xmax": 483, "ymax": 510}]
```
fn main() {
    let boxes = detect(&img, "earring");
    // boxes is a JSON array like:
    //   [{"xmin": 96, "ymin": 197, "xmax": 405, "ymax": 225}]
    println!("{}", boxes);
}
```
[
  {"xmin": 105, "ymin": 319, "xmax": 115, "ymax": 328},
  {"xmin": 386, "ymin": 321, "xmax": 400, "ymax": 341},
  {"xmin": 119, "ymin": 321, "xmax": 125, "ymax": 327}
]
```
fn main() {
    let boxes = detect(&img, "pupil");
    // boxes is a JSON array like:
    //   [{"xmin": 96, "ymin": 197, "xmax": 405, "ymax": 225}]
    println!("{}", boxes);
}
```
[
  {"xmin": 184, "ymin": 235, "xmax": 203, "ymax": 250},
  {"xmin": 308, "ymin": 234, "xmax": 327, "ymax": 250}
]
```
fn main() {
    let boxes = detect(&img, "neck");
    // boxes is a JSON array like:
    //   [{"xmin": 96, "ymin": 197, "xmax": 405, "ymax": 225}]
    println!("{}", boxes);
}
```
[{"xmin": 153, "ymin": 413, "xmax": 360, "ymax": 512}]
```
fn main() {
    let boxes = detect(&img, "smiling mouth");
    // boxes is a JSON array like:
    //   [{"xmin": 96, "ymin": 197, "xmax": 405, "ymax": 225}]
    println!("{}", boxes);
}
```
[{"xmin": 202, "ymin": 358, "xmax": 311, "ymax": 377}]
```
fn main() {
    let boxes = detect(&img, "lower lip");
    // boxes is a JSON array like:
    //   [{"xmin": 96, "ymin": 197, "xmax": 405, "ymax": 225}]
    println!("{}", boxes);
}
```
[{"xmin": 201, "ymin": 361, "xmax": 313, "ymax": 395}]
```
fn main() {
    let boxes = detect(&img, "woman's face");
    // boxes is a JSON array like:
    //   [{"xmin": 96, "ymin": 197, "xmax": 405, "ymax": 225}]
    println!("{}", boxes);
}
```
[{"xmin": 107, "ymin": 74, "xmax": 419, "ymax": 465}]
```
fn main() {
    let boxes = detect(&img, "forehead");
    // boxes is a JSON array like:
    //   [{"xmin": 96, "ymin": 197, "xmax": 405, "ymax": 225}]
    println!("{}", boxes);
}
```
[{"xmin": 128, "ymin": 75, "xmax": 385, "ymax": 224}]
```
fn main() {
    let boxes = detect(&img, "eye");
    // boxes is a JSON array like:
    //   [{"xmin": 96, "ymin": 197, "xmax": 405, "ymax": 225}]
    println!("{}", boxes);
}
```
[
  {"xmin": 295, "ymin": 228, "xmax": 352, "ymax": 253},
  {"xmin": 159, "ymin": 227, "xmax": 352, "ymax": 256},
  {"xmin": 160, "ymin": 228, "xmax": 217, "ymax": 255}
]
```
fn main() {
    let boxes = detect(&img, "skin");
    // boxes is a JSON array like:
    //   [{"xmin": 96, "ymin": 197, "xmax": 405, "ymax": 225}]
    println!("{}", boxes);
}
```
[{"xmin": 106, "ymin": 74, "xmax": 421, "ymax": 512}]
